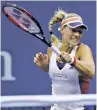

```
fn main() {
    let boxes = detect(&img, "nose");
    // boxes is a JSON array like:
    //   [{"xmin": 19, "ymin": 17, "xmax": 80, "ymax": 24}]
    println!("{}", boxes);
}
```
[{"xmin": 73, "ymin": 32, "xmax": 80, "ymax": 37}]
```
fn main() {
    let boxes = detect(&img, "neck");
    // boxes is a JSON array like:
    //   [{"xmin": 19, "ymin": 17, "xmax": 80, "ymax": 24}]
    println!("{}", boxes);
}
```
[{"xmin": 60, "ymin": 42, "xmax": 74, "ymax": 53}]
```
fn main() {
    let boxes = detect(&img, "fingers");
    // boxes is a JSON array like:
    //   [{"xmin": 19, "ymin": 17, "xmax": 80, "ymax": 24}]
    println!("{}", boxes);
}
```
[
  {"xmin": 60, "ymin": 51, "xmax": 72, "ymax": 63},
  {"xmin": 34, "ymin": 52, "xmax": 47, "ymax": 62},
  {"xmin": 38, "ymin": 53, "xmax": 47, "ymax": 60},
  {"xmin": 43, "ymin": 54, "xmax": 48, "ymax": 59},
  {"xmin": 34, "ymin": 57, "xmax": 39, "ymax": 63}
]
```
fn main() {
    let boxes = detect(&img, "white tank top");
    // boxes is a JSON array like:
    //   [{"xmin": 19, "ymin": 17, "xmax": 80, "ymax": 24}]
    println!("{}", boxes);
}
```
[{"xmin": 48, "ymin": 44, "xmax": 84, "ymax": 110}]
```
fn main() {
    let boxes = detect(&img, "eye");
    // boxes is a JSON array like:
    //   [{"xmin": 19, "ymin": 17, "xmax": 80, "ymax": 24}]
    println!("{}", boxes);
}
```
[
  {"xmin": 72, "ymin": 29, "xmax": 76, "ymax": 33},
  {"xmin": 72, "ymin": 29, "xmax": 82, "ymax": 34},
  {"xmin": 78, "ymin": 30, "xmax": 82, "ymax": 34}
]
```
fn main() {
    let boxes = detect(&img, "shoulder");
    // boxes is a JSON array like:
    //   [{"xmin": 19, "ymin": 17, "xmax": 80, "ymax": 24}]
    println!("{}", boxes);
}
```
[
  {"xmin": 76, "ymin": 43, "xmax": 92, "ymax": 58},
  {"xmin": 78, "ymin": 43, "xmax": 92, "ymax": 52}
]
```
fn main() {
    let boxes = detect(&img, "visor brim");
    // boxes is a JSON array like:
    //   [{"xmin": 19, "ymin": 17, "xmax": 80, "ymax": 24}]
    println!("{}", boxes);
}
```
[{"xmin": 67, "ymin": 22, "xmax": 88, "ymax": 31}]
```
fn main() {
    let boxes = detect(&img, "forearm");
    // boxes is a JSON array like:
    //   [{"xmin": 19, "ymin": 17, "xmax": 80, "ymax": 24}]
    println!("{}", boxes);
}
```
[{"xmin": 74, "ymin": 59, "xmax": 95, "ymax": 78}]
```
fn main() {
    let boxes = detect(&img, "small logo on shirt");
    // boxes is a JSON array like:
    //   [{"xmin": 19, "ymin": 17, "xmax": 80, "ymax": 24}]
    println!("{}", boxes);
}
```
[{"xmin": 57, "ymin": 73, "xmax": 67, "ymax": 78}]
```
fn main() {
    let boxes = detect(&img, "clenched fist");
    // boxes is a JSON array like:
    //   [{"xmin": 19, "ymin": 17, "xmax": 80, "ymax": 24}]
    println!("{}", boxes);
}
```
[{"xmin": 60, "ymin": 51, "xmax": 74, "ymax": 64}]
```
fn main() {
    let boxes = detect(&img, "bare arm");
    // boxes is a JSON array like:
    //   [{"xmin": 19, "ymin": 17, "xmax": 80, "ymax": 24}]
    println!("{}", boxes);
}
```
[
  {"xmin": 74, "ymin": 44, "xmax": 95, "ymax": 78},
  {"xmin": 60, "ymin": 44, "xmax": 95, "ymax": 78}
]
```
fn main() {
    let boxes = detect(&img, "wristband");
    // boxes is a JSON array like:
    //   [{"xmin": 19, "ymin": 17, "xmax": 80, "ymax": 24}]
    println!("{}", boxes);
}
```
[{"xmin": 73, "ymin": 57, "xmax": 77, "ymax": 65}]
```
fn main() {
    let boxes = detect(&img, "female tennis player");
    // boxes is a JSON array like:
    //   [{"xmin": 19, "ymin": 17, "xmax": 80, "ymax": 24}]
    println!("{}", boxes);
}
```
[{"xmin": 34, "ymin": 10, "xmax": 95, "ymax": 110}]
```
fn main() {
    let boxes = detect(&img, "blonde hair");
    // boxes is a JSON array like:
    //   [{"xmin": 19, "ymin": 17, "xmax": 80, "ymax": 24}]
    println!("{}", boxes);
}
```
[
  {"xmin": 48, "ymin": 9, "xmax": 82, "ymax": 31},
  {"xmin": 48, "ymin": 9, "xmax": 67, "ymax": 32},
  {"xmin": 49, "ymin": 9, "xmax": 83, "ymax": 43}
]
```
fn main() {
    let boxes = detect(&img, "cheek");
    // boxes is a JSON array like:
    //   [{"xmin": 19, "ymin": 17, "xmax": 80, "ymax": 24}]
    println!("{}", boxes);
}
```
[
  {"xmin": 61, "ymin": 29, "xmax": 73, "ymax": 38},
  {"xmin": 63, "ymin": 33, "xmax": 70, "ymax": 41},
  {"xmin": 66, "ymin": 32, "xmax": 73, "ymax": 38},
  {"xmin": 79, "ymin": 35, "xmax": 82, "ymax": 40}
]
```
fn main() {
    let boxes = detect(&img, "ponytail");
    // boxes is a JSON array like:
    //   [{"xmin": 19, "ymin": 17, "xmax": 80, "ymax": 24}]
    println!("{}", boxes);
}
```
[{"xmin": 48, "ymin": 9, "xmax": 67, "ymax": 32}]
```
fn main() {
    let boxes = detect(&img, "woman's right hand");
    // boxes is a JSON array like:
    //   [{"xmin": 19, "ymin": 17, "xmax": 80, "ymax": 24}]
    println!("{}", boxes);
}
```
[{"xmin": 33, "ymin": 52, "xmax": 49, "ymax": 72}]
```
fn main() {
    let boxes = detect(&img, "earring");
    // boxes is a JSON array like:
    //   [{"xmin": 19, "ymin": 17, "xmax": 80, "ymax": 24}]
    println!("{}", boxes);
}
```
[{"xmin": 58, "ymin": 27, "xmax": 60, "ymax": 31}]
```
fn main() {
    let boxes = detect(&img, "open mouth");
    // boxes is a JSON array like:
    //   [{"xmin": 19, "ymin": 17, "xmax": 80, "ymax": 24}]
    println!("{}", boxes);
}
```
[
  {"xmin": 70, "ymin": 38, "xmax": 78, "ymax": 42},
  {"xmin": 70, "ymin": 36, "xmax": 79, "ymax": 42}
]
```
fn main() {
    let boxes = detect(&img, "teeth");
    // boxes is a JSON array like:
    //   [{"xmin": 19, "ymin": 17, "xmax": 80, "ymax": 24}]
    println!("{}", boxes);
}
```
[
  {"xmin": 71, "ymin": 37, "xmax": 76, "ymax": 39},
  {"xmin": 70, "ymin": 38, "xmax": 77, "ymax": 41}
]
